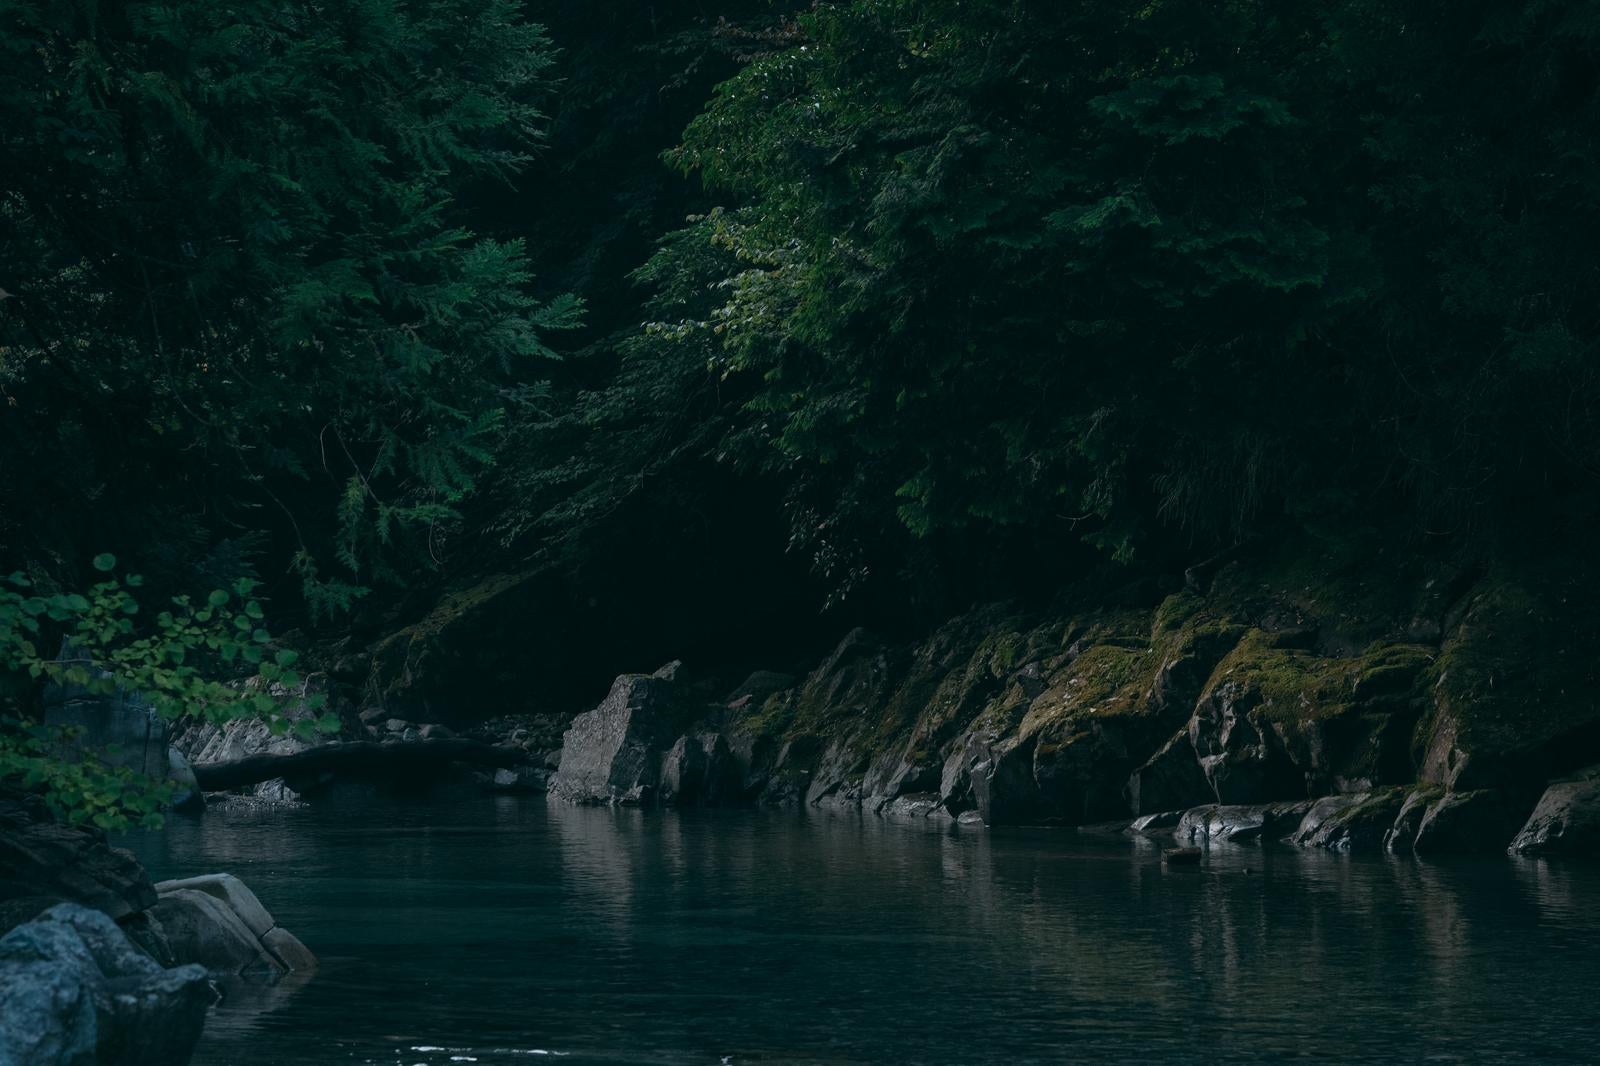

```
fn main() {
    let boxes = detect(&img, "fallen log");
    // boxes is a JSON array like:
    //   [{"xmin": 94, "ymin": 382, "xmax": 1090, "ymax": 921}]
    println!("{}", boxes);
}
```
[{"xmin": 192, "ymin": 738, "xmax": 532, "ymax": 791}]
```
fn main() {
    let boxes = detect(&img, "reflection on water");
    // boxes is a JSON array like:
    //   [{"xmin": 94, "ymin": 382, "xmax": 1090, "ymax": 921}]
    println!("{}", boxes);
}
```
[{"xmin": 121, "ymin": 797, "xmax": 1600, "ymax": 1065}]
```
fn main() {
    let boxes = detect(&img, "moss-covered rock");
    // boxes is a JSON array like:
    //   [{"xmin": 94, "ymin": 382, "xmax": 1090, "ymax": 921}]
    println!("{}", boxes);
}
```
[{"xmin": 1421, "ymin": 562, "xmax": 1600, "ymax": 790}]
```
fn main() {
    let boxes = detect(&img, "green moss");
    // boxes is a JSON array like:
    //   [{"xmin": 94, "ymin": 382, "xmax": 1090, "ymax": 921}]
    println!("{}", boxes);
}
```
[
  {"xmin": 1431, "ymin": 561, "xmax": 1600, "ymax": 759},
  {"xmin": 1206, "ymin": 630, "xmax": 1431, "ymax": 722}
]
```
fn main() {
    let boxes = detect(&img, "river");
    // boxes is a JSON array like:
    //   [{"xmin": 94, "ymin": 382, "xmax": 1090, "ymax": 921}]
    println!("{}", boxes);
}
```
[{"xmin": 122, "ymin": 794, "xmax": 1600, "ymax": 1065}]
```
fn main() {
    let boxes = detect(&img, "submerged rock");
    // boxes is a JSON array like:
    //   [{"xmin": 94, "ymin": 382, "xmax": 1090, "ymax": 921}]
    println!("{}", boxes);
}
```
[{"xmin": 0, "ymin": 903, "xmax": 211, "ymax": 1066}]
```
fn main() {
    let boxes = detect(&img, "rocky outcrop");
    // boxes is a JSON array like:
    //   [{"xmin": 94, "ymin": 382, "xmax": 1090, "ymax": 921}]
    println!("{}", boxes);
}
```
[
  {"xmin": 149, "ymin": 874, "xmax": 314, "ymax": 977},
  {"xmin": 1509, "ymin": 767, "xmax": 1600, "ymax": 856},
  {"xmin": 0, "ymin": 903, "xmax": 211, "ymax": 1066},
  {"xmin": 520, "ymin": 539, "xmax": 1597, "ymax": 867},
  {"xmin": 547, "ymin": 671, "xmax": 684, "ymax": 805},
  {"xmin": 170, "ymin": 686, "xmax": 324, "ymax": 803}
]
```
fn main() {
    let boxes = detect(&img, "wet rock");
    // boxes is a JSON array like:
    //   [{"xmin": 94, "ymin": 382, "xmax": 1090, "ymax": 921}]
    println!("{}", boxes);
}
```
[
  {"xmin": 260, "ymin": 927, "xmax": 317, "ymax": 972},
  {"xmin": 1383, "ymin": 787, "xmax": 1439, "ymax": 853},
  {"xmin": 1176, "ymin": 802, "xmax": 1310, "ymax": 843},
  {"xmin": 1189, "ymin": 681, "xmax": 1302, "ymax": 804},
  {"xmin": 1127, "ymin": 730, "xmax": 1212, "ymax": 816},
  {"xmin": 547, "ymin": 674, "xmax": 680, "ymax": 805},
  {"xmin": 148, "ymin": 888, "xmax": 279, "ymax": 977},
  {"xmin": 881, "ymin": 793, "xmax": 945, "ymax": 818},
  {"xmin": 486, "ymin": 767, "xmax": 548, "ymax": 793},
  {"xmin": 153, "ymin": 874, "xmax": 274, "ymax": 939},
  {"xmin": 659, "ymin": 732, "xmax": 737, "ymax": 806},
  {"xmin": 970, "ymin": 735, "xmax": 1041, "ymax": 825},
  {"xmin": 1164, "ymin": 847, "xmax": 1202, "ymax": 865},
  {"xmin": 1510, "ymin": 767, "xmax": 1600, "ymax": 856},
  {"xmin": 1129, "ymin": 810, "xmax": 1183, "ymax": 833},
  {"xmin": 0, "ymin": 902, "xmax": 211, "ymax": 1066},
  {"xmin": 1413, "ymin": 788, "xmax": 1538, "ymax": 854},
  {"xmin": 1289, "ymin": 789, "xmax": 1408, "ymax": 851},
  {"xmin": 1420, "ymin": 569, "xmax": 1600, "ymax": 791},
  {"xmin": 659, "ymin": 735, "xmax": 708, "ymax": 804}
]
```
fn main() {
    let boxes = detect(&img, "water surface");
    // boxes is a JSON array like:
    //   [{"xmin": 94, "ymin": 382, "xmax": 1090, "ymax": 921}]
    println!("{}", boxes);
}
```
[{"xmin": 123, "ymin": 795, "xmax": 1600, "ymax": 1065}]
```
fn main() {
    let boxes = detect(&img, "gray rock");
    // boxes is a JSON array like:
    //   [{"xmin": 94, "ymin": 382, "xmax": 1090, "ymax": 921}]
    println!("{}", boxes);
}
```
[
  {"xmin": 547, "ymin": 674, "xmax": 680, "ymax": 805},
  {"xmin": 1127, "ymin": 730, "xmax": 1212, "ymax": 816},
  {"xmin": 1413, "ymin": 788, "xmax": 1537, "ymax": 853},
  {"xmin": 170, "ymin": 699, "xmax": 318, "ymax": 800},
  {"xmin": 0, "ymin": 903, "xmax": 210, "ymax": 1066},
  {"xmin": 881, "ymin": 793, "xmax": 945, "ymax": 818},
  {"xmin": 1289, "ymin": 789, "xmax": 1408, "ymax": 850},
  {"xmin": 148, "ymin": 888, "xmax": 277, "ymax": 976},
  {"xmin": 1189, "ymin": 682, "xmax": 1301, "ymax": 804},
  {"xmin": 725, "ymin": 671, "xmax": 797, "ymax": 708},
  {"xmin": 1176, "ymin": 802, "xmax": 1310, "ymax": 843},
  {"xmin": 658, "ymin": 735, "xmax": 708, "ymax": 804},
  {"xmin": 486, "ymin": 767, "xmax": 548, "ymax": 793},
  {"xmin": 1129, "ymin": 810, "xmax": 1183, "ymax": 833},
  {"xmin": 1383, "ymin": 788, "xmax": 1439, "ymax": 853},
  {"xmin": 1510, "ymin": 768, "xmax": 1600, "ymax": 856},
  {"xmin": 154, "ymin": 874, "xmax": 275, "ymax": 939},
  {"xmin": 0, "ymin": 956, "xmax": 97, "ymax": 1066},
  {"xmin": 165, "ymin": 748, "xmax": 204, "ymax": 814},
  {"xmin": 260, "ymin": 927, "xmax": 317, "ymax": 972}
]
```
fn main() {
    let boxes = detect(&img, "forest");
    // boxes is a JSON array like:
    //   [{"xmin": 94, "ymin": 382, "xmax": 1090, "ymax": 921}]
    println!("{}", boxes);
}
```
[{"xmin": 2, "ymin": 4, "xmax": 1600, "ymax": 1063}]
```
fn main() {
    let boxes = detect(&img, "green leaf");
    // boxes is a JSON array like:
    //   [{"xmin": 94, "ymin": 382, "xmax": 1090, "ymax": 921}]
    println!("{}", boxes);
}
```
[
  {"xmin": 275, "ymin": 649, "xmax": 299, "ymax": 668},
  {"xmin": 92, "ymin": 553, "xmax": 117, "ymax": 572},
  {"xmin": 207, "ymin": 590, "xmax": 230, "ymax": 607}
]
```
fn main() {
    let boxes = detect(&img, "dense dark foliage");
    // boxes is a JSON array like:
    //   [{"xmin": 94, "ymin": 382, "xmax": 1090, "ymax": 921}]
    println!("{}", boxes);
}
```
[{"xmin": 4, "ymin": 0, "xmax": 1599, "ymax": 655}]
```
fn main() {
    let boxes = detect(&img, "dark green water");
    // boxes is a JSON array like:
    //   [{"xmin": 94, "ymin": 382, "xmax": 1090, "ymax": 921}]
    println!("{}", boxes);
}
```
[{"xmin": 123, "ymin": 795, "xmax": 1600, "ymax": 1065}]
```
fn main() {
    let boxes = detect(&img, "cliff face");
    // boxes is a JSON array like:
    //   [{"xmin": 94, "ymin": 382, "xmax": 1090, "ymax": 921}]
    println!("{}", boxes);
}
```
[{"xmin": 539, "ymin": 539, "xmax": 1600, "ymax": 853}]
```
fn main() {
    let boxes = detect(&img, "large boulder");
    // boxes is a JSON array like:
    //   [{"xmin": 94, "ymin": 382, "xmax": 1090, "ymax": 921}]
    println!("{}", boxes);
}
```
[
  {"xmin": 1419, "ymin": 566, "xmax": 1600, "ymax": 791},
  {"xmin": 148, "ymin": 875, "xmax": 315, "ymax": 977},
  {"xmin": 546, "ymin": 674, "xmax": 681, "ymax": 805},
  {"xmin": 1412, "ymin": 788, "xmax": 1538, "ymax": 854},
  {"xmin": 0, "ymin": 902, "xmax": 211, "ymax": 1066},
  {"xmin": 1288, "ymin": 789, "xmax": 1409, "ymax": 850},
  {"xmin": 1510, "ymin": 767, "xmax": 1600, "ymax": 857}
]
